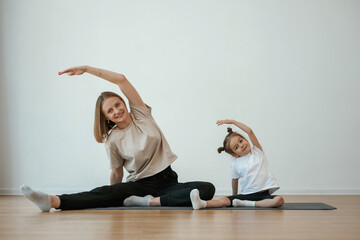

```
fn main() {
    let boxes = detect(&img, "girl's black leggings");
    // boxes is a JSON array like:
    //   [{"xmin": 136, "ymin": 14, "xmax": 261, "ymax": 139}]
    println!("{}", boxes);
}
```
[
  {"xmin": 58, "ymin": 166, "xmax": 215, "ymax": 210},
  {"xmin": 226, "ymin": 190, "xmax": 276, "ymax": 206}
]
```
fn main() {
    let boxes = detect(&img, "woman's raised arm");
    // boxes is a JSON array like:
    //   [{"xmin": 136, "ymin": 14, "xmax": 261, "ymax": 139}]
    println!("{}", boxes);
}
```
[{"xmin": 59, "ymin": 65, "xmax": 146, "ymax": 107}]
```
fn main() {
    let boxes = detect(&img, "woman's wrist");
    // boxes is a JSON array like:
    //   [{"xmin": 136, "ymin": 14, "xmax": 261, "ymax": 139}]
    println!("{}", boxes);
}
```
[{"xmin": 84, "ymin": 66, "xmax": 101, "ymax": 77}]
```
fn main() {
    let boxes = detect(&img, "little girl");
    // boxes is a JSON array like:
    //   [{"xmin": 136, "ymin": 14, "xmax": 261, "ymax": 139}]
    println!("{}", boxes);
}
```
[{"xmin": 190, "ymin": 119, "xmax": 284, "ymax": 210}]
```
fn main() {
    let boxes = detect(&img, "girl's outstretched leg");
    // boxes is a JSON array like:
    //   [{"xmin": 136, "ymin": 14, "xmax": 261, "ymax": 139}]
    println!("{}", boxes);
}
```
[
  {"xmin": 253, "ymin": 196, "xmax": 284, "ymax": 208},
  {"xmin": 190, "ymin": 189, "xmax": 231, "ymax": 210},
  {"xmin": 232, "ymin": 199, "xmax": 256, "ymax": 207},
  {"xmin": 233, "ymin": 196, "xmax": 284, "ymax": 208}
]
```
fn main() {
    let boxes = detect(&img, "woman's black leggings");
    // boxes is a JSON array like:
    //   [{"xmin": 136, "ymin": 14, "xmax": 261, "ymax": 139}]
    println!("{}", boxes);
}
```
[{"xmin": 58, "ymin": 166, "xmax": 215, "ymax": 210}]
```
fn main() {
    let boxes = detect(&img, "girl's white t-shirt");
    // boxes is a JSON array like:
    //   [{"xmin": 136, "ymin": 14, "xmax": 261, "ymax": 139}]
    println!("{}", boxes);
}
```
[{"xmin": 231, "ymin": 146, "xmax": 280, "ymax": 194}]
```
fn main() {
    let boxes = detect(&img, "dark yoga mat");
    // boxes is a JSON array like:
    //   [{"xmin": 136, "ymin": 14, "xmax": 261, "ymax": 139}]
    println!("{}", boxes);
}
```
[{"xmin": 95, "ymin": 203, "xmax": 336, "ymax": 210}]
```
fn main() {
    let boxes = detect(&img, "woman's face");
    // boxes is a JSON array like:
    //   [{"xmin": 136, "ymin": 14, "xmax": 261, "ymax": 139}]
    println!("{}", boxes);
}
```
[{"xmin": 102, "ymin": 96, "xmax": 130, "ymax": 126}]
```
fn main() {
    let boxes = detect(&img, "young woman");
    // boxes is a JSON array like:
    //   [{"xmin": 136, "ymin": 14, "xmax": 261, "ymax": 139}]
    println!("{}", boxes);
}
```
[{"xmin": 21, "ymin": 65, "xmax": 215, "ymax": 211}]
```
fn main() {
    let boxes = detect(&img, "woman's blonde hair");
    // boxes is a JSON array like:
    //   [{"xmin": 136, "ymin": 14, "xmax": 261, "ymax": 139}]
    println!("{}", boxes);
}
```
[{"xmin": 94, "ymin": 91, "xmax": 126, "ymax": 143}]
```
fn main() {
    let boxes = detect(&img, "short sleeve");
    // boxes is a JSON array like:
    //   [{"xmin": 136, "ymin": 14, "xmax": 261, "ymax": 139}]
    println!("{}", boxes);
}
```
[
  {"xmin": 130, "ymin": 103, "xmax": 152, "ymax": 120},
  {"xmin": 105, "ymin": 141, "xmax": 124, "ymax": 169},
  {"xmin": 252, "ymin": 145, "xmax": 264, "ymax": 154},
  {"xmin": 231, "ymin": 163, "xmax": 240, "ymax": 179}
]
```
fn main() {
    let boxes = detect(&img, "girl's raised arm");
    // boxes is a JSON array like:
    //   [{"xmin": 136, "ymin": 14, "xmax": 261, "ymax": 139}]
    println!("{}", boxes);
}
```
[
  {"xmin": 59, "ymin": 65, "xmax": 146, "ymax": 107},
  {"xmin": 217, "ymin": 119, "xmax": 263, "ymax": 151}
]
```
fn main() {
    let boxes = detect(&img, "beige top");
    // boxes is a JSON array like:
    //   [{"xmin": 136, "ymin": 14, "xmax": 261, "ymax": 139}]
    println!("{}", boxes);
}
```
[{"xmin": 104, "ymin": 103, "xmax": 177, "ymax": 182}]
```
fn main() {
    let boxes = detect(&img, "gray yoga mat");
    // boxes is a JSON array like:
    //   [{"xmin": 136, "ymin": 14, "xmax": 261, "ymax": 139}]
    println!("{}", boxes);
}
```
[{"xmin": 95, "ymin": 203, "xmax": 336, "ymax": 210}]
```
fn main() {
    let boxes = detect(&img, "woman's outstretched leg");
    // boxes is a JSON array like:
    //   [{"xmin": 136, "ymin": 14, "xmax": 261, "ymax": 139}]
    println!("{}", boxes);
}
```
[
  {"xmin": 21, "ymin": 182, "xmax": 150, "ymax": 211},
  {"xmin": 21, "ymin": 185, "xmax": 54, "ymax": 212},
  {"xmin": 123, "ymin": 182, "xmax": 216, "ymax": 207},
  {"xmin": 159, "ymin": 181, "xmax": 215, "ymax": 206},
  {"xmin": 122, "ymin": 195, "xmax": 161, "ymax": 207},
  {"xmin": 123, "ymin": 195, "xmax": 154, "ymax": 206},
  {"xmin": 58, "ymin": 182, "xmax": 149, "ymax": 210}
]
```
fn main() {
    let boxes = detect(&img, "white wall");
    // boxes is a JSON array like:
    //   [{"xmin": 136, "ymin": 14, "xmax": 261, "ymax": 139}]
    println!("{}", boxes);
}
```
[{"xmin": 1, "ymin": 0, "xmax": 359, "ymax": 195}]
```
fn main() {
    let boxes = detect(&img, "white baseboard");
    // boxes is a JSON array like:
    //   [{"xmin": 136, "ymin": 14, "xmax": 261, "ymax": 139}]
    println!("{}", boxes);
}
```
[
  {"xmin": 1, "ymin": 188, "xmax": 360, "ymax": 196},
  {"xmin": 0, "ymin": 188, "xmax": 87, "ymax": 196}
]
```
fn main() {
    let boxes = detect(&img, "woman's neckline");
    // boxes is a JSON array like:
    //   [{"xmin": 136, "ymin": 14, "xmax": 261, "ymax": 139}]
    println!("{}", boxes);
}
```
[{"xmin": 112, "ymin": 119, "xmax": 133, "ymax": 132}]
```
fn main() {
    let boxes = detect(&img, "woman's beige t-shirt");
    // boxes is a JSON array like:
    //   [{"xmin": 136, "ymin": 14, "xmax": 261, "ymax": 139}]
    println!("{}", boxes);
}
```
[{"xmin": 104, "ymin": 103, "xmax": 177, "ymax": 182}]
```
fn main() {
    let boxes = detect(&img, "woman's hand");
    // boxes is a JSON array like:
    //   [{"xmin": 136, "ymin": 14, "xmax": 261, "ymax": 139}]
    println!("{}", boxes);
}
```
[
  {"xmin": 58, "ymin": 65, "xmax": 145, "ymax": 107},
  {"xmin": 216, "ymin": 119, "xmax": 234, "ymax": 126},
  {"xmin": 58, "ymin": 66, "xmax": 87, "ymax": 76}
]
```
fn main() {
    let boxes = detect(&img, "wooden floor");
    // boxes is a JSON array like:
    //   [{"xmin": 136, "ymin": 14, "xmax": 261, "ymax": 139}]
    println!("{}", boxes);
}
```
[{"xmin": 0, "ymin": 195, "xmax": 359, "ymax": 240}]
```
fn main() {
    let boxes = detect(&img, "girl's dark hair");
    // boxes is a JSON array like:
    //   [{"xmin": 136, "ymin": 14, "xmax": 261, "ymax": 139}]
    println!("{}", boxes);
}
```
[{"xmin": 217, "ymin": 127, "xmax": 244, "ymax": 155}]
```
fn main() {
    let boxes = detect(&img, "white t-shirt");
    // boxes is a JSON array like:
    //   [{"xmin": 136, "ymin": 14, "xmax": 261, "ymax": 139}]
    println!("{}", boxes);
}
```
[{"xmin": 231, "ymin": 145, "xmax": 279, "ymax": 194}]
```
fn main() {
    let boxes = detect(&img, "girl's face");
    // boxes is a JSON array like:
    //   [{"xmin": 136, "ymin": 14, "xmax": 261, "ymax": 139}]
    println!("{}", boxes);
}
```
[
  {"xmin": 228, "ymin": 135, "xmax": 251, "ymax": 157},
  {"xmin": 102, "ymin": 96, "xmax": 130, "ymax": 126}
]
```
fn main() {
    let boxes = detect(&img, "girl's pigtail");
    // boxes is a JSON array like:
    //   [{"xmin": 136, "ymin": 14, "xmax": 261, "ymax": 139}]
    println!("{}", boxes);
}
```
[
  {"xmin": 217, "ymin": 147, "xmax": 225, "ymax": 153},
  {"xmin": 227, "ymin": 127, "xmax": 233, "ymax": 134}
]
